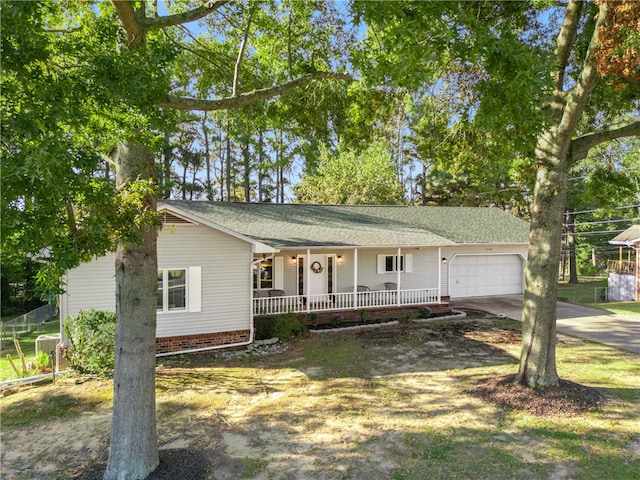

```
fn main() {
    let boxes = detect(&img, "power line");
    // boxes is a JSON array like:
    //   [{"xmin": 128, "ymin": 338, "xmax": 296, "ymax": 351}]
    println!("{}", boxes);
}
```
[
  {"xmin": 563, "ymin": 204, "xmax": 640, "ymax": 216},
  {"xmin": 565, "ymin": 217, "xmax": 640, "ymax": 227},
  {"xmin": 563, "ymin": 229, "xmax": 626, "ymax": 236}
]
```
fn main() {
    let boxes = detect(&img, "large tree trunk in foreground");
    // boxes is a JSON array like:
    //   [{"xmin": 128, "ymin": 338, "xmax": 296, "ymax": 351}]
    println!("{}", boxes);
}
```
[
  {"xmin": 104, "ymin": 142, "xmax": 159, "ymax": 480},
  {"xmin": 516, "ymin": 0, "xmax": 607, "ymax": 389},
  {"xmin": 517, "ymin": 140, "xmax": 569, "ymax": 388}
]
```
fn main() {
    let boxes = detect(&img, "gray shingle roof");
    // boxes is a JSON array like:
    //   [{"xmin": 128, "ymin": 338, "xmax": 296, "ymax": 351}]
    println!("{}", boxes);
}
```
[
  {"xmin": 159, "ymin": 201, "xmax": 530, "ymax": 249},
  {"xmin": 609, "ymin": 225, "xmax": 640, "ymax": 245}
]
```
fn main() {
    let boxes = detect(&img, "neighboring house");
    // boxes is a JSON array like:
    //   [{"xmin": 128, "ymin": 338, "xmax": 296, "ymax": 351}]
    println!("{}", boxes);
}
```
[
  {"xmin": 607, "ymin": 225, "xmax": 640, "ymax": 301},
  {"xmin": 59, "ymin": 201, "xmax": 530, "ymax": 357}
]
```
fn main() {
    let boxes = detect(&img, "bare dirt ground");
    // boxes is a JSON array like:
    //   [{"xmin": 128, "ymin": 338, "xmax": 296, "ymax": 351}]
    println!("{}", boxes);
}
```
[{"xmin": 0, "ymin": 312, "xmax": 625, "ymax": 480}]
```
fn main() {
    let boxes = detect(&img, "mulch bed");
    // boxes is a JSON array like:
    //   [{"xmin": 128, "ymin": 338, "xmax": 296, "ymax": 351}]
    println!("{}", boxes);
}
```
[
  {"xmin": 468, "ymin": 374, "xmax": 605, "ymax": 417},
  {"xmin": 75, "ymin": 448, "xmax": 215, "ymax": 480},
  {"xmin": 308, "ymin": 310, "xmax": 457, "ymax": 331}
]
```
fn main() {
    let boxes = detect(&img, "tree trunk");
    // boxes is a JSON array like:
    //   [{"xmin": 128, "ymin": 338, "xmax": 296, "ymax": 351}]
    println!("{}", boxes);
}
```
[
  {"xmin": 181, "ymin": 157, "xmax": 188, "ymax": 200},
  {"xmin": 160, "ymin": 133, "xmax": 172, "ymax": 199},
  {"xmin": 243, "ymin": 141, "xmax": 251, "ymax": 202},
  {"xmin": 257, "ymin": 130, "xmax": 264, "ymax": 202},
  {"xmin": 202, "ymin": 113, "xmax": 214, "ymax": 201},
  {"xmin": 567, "ymin": 212, "xmax": 579, "ymax": 284},
  {"xmin": 104, "ymin": 141, "xmax": 159, "ymax": 480},
  {"xmin": 516, "ymin": 0, "xmax": 606, "ymax": 389},
  {"xmin": 225, "ymin": 119, "xmax": 231, "ymax": 201},
  {"xmin": 516, "ymin": 130, "xmax": 571, "ymax": 388},
  {"xmin": 218, "ymin": 126, "xmax": 225, "ymax": 202}
]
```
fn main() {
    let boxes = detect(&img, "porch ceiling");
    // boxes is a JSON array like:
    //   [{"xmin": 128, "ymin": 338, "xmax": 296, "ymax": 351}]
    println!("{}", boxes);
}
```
[{"xmin": 159, "ymin": 201, "xmax": 530, "ymax": 249}]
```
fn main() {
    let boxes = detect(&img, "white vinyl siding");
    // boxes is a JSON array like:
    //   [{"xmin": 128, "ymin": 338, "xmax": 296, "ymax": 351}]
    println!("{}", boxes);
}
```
[
  {"xmin": 157, "ymin": 224, "xmax": 250, "ymax": 338},
  {"xmin": 62, "ymin": 254, "xmax": 116, "ymax": 322},
  {"xmin": 61, "ymin": 224, "xmax": 251, "ymax": 342}
]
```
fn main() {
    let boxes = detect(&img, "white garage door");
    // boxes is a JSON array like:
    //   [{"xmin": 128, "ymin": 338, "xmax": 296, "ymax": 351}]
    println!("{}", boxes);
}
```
[{"xmin": 449, "ymin": 255, "xmax": 523, "ymax": 298}]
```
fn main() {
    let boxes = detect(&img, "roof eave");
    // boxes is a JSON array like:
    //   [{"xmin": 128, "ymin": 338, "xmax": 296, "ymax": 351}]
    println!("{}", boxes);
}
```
[{"xmin": 609, "ymin": 238, "xmax": 640, "ymax": 247}]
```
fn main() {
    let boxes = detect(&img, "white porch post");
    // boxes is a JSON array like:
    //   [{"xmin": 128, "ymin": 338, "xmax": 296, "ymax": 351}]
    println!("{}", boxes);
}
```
[
  {"xmin": 438, "ymin": 247, "xmax": 442, "ymax": 303},
  {"xmin": 306, "ymin": 249, "xmax": 311, "ymax": 313},
  {"xmin": 397, "ymin": 247, "xmax": 401, "ymax": 306},
  {"xmin": 353, "ymin": 248, "xmax": 358, "ymax": 308},
  {"xmin": 632, "ymin": 246, "xmax": 640, "ymax": 302}
]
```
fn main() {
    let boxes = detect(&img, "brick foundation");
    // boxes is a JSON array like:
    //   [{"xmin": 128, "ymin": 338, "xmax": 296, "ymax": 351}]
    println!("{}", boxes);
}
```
[
  {"xmin": 155, "ymin": 329, "xmax": 251, "ymax": 354},
  {"xmin": 255, "ymin": 302, "xmax": 453, "ymax": 329}
]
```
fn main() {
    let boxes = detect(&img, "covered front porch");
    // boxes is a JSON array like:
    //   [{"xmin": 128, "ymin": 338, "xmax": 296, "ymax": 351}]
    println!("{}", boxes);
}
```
[
  {"xmin": 253, "ymin": 287, "xmax": 442, "ymax": 316},
  {"xmin": 252, "ymin": 247, "xmax": 448, "ymax": 317}
]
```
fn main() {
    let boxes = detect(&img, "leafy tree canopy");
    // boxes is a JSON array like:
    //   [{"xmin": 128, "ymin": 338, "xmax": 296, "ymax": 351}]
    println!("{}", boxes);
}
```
[{"xmin": 294, "ymin": 141, "xmax": 405, "ymax": 205}]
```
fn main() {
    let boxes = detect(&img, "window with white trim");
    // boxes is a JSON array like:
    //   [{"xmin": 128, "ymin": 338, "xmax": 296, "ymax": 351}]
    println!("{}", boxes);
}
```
[
  {"xmin": 157, "ymin": 267, "xmax": 201, "ymax": 313},
  {"xmin": 377, "ymin": 254, "xmax": 412, "ymax": 273},
  {"xmin": 253, "ymin": 258, "xmax": 273, "ymax": 290}
]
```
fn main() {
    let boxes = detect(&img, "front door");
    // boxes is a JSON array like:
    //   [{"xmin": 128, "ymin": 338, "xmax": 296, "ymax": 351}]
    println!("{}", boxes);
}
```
[
  {"xmin": 298, "ymin": 254, "xmax": 336, "ymax": 297},
  {"xmin": 308, "ymin": 254, "xmax": 328, "ymax": 296}
]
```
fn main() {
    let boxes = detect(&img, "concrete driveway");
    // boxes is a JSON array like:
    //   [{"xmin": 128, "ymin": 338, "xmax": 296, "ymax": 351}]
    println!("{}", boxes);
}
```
[{"xmin": 454, "ymin": 295, "xmax": 640, "ymax": 354}]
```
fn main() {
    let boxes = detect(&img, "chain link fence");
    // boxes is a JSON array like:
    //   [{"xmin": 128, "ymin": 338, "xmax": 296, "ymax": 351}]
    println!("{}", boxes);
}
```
[
  {"xmin": 1, "ymin": 303, "xmax": 58, "ymax": 349},
  {"xmin": 558, "ymin": 286, "xmax": 608, "ymax": 304}
]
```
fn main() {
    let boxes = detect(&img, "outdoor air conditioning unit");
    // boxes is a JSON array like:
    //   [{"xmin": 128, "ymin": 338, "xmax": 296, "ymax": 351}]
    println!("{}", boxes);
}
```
[{"xmin": 35, "ymin": 334, "xmax": 61, "ymax": 356}]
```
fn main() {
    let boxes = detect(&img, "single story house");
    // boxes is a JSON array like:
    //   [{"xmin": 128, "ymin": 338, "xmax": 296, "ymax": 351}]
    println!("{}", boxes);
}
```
[
  {"xmin": 607, "ymin": 225, "xmax": 640, "ymax": 301},
  {"xmin": 59, "ymin": 201, "xmax": 530, "ymax": 356}
]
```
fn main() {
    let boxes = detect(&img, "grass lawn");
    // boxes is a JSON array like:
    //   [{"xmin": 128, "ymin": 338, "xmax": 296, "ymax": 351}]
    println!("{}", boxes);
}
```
[
  {"xmin": 587, "ymin": 301, "xmax": 640, "ymax": 316},
  {"xmin": 1, "ymin": 316, "xmax": 638, "ymax": 479},
  {"xmin": 0, "ymin": 317, "xmax": 60, "ymax": 381},
  {"xmin": 558, "ymin": 275, "xmax": 640, "ymax": 315},
  {"xmin": 558, "ymin": 276, "xmax": 608, "ymax": 303}
]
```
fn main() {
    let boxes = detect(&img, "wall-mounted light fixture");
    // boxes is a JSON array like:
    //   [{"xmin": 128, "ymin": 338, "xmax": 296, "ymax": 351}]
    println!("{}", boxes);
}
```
[
  {"xmin": 337, "ymin": 255, "xmax": 343, "ymax": 264},
  {"xmin": 291, "ymin": 256, "xmax": 297, "ymax": 265},
  {"xmin": 441, "ymin": 257, "xmax": 448, "ymax": 265}
]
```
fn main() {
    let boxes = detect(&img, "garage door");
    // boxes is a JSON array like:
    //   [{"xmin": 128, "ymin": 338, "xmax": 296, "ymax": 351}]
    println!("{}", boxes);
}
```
[{"xmin": 449, "ymin": 254, "xmax": 523, "ymax": 298}]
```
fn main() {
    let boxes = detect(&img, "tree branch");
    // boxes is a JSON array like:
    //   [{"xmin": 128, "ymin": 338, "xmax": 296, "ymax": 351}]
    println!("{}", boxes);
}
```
[
  {"xmin": 110, "ymin": 0, "xmax": 144, "ymax": 47},
  {"xmin": 159, "ymin": 72, "xmax": 352, "ymax": 111},
  {"xmin": 557, "ymin": 1, "xmax": 607, "ymax": 138},
  {"xmin": 42, "ymin": 25, "xmax": 83, "ymax": 34},
  {"xmin": 570, "ymin": 119, "xmax": 640, "ymax": 165},
  {"xmin": 143, "ymin": 1, "xmax": 229, "ymax": 30},
  {"xmin": 554, "ymin": 0, "xmax": 583, "ymax": 93},
  {"xmin": 233, "ymin": 8, "xmax": 255, "ymax": 97}
]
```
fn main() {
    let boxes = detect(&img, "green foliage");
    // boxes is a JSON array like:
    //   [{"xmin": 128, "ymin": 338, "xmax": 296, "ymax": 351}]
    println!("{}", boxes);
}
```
[
  {"xmin": 64, "ymin": 309, "xmax": 116, "ymax": 375},
  {"xmin": 295, "ymin": 141, "xmax": 405, "ymax": 204},
  {"xmin": 566, "ymin": 138, "xmax": 640, "ymax": 274},
  {"xmin": 34, "ymin": 350, "xmax": 51, "ymax": 372},
  {"xmin": 1, "ymin": 1, "xmax": 167, "ymax": 299},
  {"xmin": 255, "ymin": 313, "xmax": 306, "ymax": 341}
]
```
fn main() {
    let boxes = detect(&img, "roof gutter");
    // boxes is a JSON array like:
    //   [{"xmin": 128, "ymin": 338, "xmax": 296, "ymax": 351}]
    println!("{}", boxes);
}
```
[{"xmin": 609, "ymin": 239, "xmax": 640, "ymax": 247}]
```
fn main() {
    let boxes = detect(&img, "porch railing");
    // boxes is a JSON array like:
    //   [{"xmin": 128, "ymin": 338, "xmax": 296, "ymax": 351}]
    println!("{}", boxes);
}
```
[
  {"xmin": 253, "ymin": 288, "xmax": 440, "ymax": 316},
  {"xmin": 607, "ymin": 259, "xmax": 636, "ymax": 274}
]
